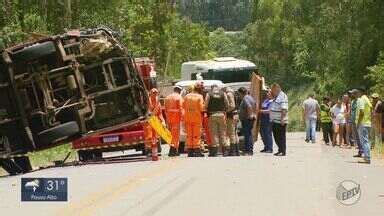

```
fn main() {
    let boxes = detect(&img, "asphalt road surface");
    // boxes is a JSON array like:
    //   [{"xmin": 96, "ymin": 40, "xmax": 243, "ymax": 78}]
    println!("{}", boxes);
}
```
[{"xmin": 1, "ymin": 132, "xmax": 383, "ymax": 216}]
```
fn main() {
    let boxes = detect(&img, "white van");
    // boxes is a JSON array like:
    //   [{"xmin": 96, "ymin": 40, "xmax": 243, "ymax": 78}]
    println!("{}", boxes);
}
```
[{"xmin": 181, "ymin": 57, "xmax": 256, "ymax": 83}]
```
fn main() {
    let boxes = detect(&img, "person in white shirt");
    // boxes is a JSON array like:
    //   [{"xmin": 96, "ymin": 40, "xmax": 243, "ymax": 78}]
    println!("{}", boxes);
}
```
[
  {"xmin": 330, "ymin": 98, "xmax": 346, "ymax": 146},
  {"xmin": 270, "ymin": 83, "xmax": 288, "ymax": 156},
  {"xmin": 302, "ymin": 94, "xmax": 320, "ymax": 143}
]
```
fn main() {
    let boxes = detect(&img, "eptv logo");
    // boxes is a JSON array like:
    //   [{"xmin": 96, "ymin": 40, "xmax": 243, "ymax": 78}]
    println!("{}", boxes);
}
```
[{"xmin": 336, "ymin": 180, "xmax": 361, "ymax": 205}]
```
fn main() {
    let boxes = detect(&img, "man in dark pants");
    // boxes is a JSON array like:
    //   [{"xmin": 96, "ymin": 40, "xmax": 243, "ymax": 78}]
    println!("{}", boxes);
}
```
[
  {"xmin": 270, "ymin": 84, "xmax": 288, "ymax": 156},
  {"xmin": 320, "ymin": 97, "xmax": 333, "ymax": 145},
  {"xmin": 350, "ymin": 89, "xmax": 363, "ymax": 157},
  {"xmin": 238, "ymin": 87, "xmax": 256, "ymax": 155},
  {"xmin": 259, "ymin": 90, "xmax": 273, "ymax": 153}
]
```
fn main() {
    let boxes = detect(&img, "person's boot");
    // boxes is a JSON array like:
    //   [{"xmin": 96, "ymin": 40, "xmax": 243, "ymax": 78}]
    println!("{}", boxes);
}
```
[
  {"xmin": 223, "ymin": 146, "xmax": 230, "ymax": 157},
  {"xmin": 194, "ymin": 149, "xmax": 205, "ymax": 157},
  {"xmin": 175, "ymin": 148, "xmax": 180, "ymax": 156},
  {"xmin": 228, "ymin": 144, "xmax": 235, "ymax": 156},
  {"xmin": 208, "ymin": 146, "xmax": 218, "ymax": 157},
  {"xmin": 233, "ymin": 143, "xmax": 240, "ymax": 156},
  {"xmin": 144, "ymin": 149, "xmax": 152, "ymax": 157},
  {"xmin": 168, "ymin": 147, "xmax": 177, "ymax": 157},
  {"xmin": 187, "ymin": 149, "xmax": 194, "ymax": 157},
  {"xmin": 208, "ymin": 147, "xmax": 213, "ymax": 157}
]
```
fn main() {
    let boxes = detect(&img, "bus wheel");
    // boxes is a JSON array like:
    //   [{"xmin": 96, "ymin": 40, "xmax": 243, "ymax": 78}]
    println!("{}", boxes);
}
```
[
  {"xmin": 13, "ymin": 156, "xmax": 33, "ymax": 173},
  {"xmin": 0, "ymin": 158, "xmax": 22, "ymax": 176}
]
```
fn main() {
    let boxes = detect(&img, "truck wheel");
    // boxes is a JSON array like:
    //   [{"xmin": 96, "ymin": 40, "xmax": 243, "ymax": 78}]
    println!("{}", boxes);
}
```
[
  {"xmin": 11, "ymin": 41, "xmax": 56, "ymax": 63},
  {"xmin": 13, "ymin": 156, "xmax": 32, "ymax": 173},
  {"xmin": 78, "ymin": 150, "xmax": 102, "ymax": 162},
  {"xmin": 38, "ymin": 121, "xmax": 80, "ymax": 146},
  {"xmin": 78, "ymin": 150, "xmax": 92, "ymax": 162},
  {"xmin": 0, "ymin": 158, "xmax": 22, "ymax": 176},
  {"xmin": 93, "ymin": 151, "xmax": 102, "ymax": 160}
]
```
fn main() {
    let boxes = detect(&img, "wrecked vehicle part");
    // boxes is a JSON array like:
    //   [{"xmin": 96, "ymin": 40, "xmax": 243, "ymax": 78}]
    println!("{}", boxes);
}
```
[{"xmin": 0, "ymin": 28, "xmax": 149, "ymax": 174}]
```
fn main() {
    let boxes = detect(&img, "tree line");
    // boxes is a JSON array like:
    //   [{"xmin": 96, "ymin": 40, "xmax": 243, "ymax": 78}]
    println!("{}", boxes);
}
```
[
  {"xmin": 0, "ymin": 0, "xmax": 210, "ymax": 79},
  {"xmin": 1, "ymin": 0, "xmax": 383, "ymax": 97},
  {"xmin": 243, "ymin": 0, "xmax": 384, "ymax": 96},
  {"xmin": 178, "ymin": 0, "xmax": 253, "ymax": 31}
]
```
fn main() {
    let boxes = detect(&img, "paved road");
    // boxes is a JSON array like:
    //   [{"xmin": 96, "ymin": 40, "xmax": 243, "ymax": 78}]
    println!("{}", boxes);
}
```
[{"xmin": 1, "ymin": 132, "xmax": 383, "ymax": 216}]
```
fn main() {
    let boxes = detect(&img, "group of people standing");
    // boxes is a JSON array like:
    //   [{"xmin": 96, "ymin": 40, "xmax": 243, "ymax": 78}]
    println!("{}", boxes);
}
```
[
  {"xmin": 148, "ymin": 82, "xmax": 242, "ymax": 158},
  {"xmin": 146, "ymin": 81, "xmax": 290, "ymax": 158},
  {"xmin": 302, "ymin": 88, "xmax": 383, "ymax": 164},
  {"xmin": 258, "ymin": 84, "xmax": 289, "ymax": 156}
]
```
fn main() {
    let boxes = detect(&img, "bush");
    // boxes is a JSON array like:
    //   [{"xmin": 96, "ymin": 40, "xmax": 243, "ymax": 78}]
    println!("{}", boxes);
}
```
[{"xmin": 366, "ymin": 52, "xmax": 384, "ymax": 96}]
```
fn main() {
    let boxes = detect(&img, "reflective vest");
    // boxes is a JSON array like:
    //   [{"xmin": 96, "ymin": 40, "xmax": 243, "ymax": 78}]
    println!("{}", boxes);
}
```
[
  {"xmin": 207, "ymin": 90, "xmax": 225, "ymax": 113},
  {"xmin": 164, "ymin": 93, "xmax": 183, "ymax": 124},
  {"xmin": 320, "ymin": 103, "xmax": 332, "ymax": 123}
]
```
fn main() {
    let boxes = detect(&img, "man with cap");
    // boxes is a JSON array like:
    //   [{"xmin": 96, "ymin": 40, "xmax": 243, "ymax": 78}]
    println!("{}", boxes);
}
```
[
  {"xmin": 183, "ymin": 84, "xmax": 205, "ymax": 157},
  {"xmin": 205, "ymin": 84, "xmax": 230, "ymax": 157},
  {"xmin": 195, "ymin": 81, "xmax": 212, "ymax": 148},
  {"xmin": 371, "ymin": 93, "xmax": 383, "ymax": 146},
  {"xmin": 164, "ymin": 86, "xmax": 184, "ymax": 157},
  {"xmin": 355, "ymin": 88, "xmax": 372, "ymax": 164}
]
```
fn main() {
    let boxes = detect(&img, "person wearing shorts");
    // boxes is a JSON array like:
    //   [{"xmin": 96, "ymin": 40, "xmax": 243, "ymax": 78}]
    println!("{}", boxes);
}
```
[{"xmin": 331, "ymin": 98, "xmax": 346, "ymax": 147}]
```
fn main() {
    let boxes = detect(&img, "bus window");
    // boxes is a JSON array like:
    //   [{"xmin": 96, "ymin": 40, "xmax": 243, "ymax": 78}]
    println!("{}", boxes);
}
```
[{"xmin": 201, "ymin": 69, "xmax": 253, "ymax": 83}]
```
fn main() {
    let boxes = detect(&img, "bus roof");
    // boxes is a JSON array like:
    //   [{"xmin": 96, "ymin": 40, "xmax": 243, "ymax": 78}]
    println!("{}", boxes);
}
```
[
  {"xmin": 175, "ymin": 80, "xmax": 224, "ymax": 88},
  {"xmin": 181, "ymin": 57, "xmax": 256, "ymax": 72}
]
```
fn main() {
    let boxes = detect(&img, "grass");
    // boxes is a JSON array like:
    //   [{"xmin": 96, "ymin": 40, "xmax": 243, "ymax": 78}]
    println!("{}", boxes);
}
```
[
  {"xmin": 373, "ymin": 140, "xmax": 384, "ymax": 159},
  {"xmin": 1, "ymin": 143, "xmax": 76, "ymax": 176},
  {"xmin": 28, "ymin": 143, "xmax": 77, "ymax": 168}
]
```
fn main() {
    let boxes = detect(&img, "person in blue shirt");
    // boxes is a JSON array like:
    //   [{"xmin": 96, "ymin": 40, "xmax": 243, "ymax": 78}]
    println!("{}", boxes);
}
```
[
  {"xmin": 259, "ymin": 90, "xmax": 273, "ymax": 153},
  {"xmin": 238, "ymin": 87, "xmax": 257, "ymax": 155}
]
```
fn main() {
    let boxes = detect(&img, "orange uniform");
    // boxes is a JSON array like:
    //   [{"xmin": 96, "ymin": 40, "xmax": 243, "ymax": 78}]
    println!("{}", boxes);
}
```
[
  {"xmin": 183, "ymin": 92, "xmax": 204, "ymax": 150},
  {"xmin": 144, "ymin": 89, "xmax": 164, "ymax": 150},
  {"xmin": 164, "ymin": 92, "xmax": 183, "ymax": 149},
  {"xmin": 203, "ymin": 113, "xmax": 212, "ymax": 145}
]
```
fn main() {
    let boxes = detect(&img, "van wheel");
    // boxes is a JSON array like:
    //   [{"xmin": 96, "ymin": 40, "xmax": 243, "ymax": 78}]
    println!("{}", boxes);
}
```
[
  {"xmin": 38, "ymin": 121, "xmax": 80, "ymax": 146},
  {"xmin": 11, "ymin": 41, "xmax": 56, "ymax": 63},
  {"xmin": 0, "ymin": 158, "xmax": 22, "ymax": 175},
  {"xmin": 13, "ymin": 156, "xmax": 32, "ymax": 173}
]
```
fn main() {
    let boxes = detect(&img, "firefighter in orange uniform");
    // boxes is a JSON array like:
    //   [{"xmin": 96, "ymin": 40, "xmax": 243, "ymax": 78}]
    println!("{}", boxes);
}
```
[
  {"xmin": 144, "ymin": 88, "xmax": 164, "ymax": 156},
  {"xmin": 194, "ymin": 81, "xmax": 212, "ymax": 147},
  {"xmin": 164, "ymin": 86, "xmax": 183, "ymax": 157},
  {"xmin": 183, "ymin": 85, "xmax": 205, "ymax": 157}
]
